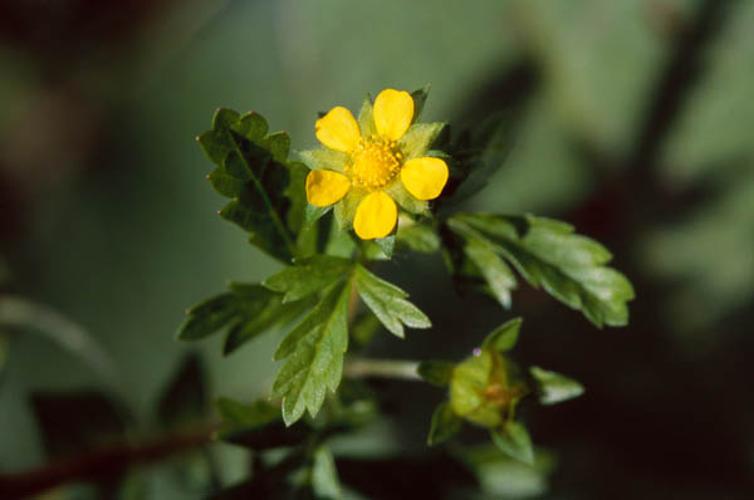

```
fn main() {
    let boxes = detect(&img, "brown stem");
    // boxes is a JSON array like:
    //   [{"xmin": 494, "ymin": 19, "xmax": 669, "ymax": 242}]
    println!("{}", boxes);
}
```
[{"xmin": 0, "ymin": 422, "xmax": 218, "ymax": 499}]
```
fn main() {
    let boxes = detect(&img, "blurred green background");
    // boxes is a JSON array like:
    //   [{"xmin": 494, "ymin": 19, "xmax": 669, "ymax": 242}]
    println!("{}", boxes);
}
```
[{"xmin": 1, "ymin": 0, "xmax": 752, "ymax": 498}]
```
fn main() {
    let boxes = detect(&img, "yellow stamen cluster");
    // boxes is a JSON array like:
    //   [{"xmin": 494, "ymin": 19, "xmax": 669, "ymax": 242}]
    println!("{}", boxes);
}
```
[{"xmin": 346, "ymin": 136, "xmax": 403, "ymax": 190}]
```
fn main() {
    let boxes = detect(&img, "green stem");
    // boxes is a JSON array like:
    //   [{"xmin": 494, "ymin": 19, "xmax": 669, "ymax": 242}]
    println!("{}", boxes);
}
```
[{"xmin": 344, "ymin": 358, "xmax": 421, "ymax": 381}]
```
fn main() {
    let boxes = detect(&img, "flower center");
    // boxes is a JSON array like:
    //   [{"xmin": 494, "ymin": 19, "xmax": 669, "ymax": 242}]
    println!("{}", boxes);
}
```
[{"xmin": 347, "ymin": 136, "xmax": 403, "ymax": 190}]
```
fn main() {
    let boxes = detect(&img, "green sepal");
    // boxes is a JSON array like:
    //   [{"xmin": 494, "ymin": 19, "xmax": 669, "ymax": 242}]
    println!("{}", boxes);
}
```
[
  {"xmin": 427, "ymin": 402, "xmax": 463, "ymax": 446},
  {"xmin": 417, "ymin": 360, "xmax": 455, "ymax": 386},
  {"xmin": 490, "ymin": 421, "xmax": 535, "ymax": 465},
  {"xmin": 357, "ymin": 95, "xmax": 377, "ymax": 137},
  {"xmin": 385, "ymin": 180, "xmax": 428, "ymax": 215},
  {"xmin": 482, "ymin": 318, "xmax": 522, "ymax": 353},
  {"xmin": 529, "ymin": 366, "xmax": 584, "ymax": 405},
  {"xmin": 298, "ymin": 148, "xmax": 349, "ymax": 172},
  {"xmin": 410, "ymin": 84, "xmax": 431, "ymax": 122},
  {"xmin": 353, "ymin": 265, "xmax": 431, "ymax": 339},
  {"xmin": 399, "ymin": 122, "xmax": 446, "ymax": 160}
]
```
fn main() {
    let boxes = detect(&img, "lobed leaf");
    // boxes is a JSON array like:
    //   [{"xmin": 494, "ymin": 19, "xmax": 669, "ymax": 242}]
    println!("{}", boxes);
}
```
[
  {"xmin": 263, "ymin": 255, "xmax": 353, "ymax": 303},
  {"xmin": 272, "ymin": 282, "xmax": 352, "ymax": 426},
  {"xmin": 447, "ymin": 213, "xmax": 635, "ymax": 327},
  {"xmin": 178, "ymin": 283, "xmax": 307, "ymax": 356},
  {"xmin": 198, "ymin": 108, "xmax": 304, "ymax": 262},
  {"xmin": 353, "ymin": 265, "xmax": 431, "ymax": 339}
]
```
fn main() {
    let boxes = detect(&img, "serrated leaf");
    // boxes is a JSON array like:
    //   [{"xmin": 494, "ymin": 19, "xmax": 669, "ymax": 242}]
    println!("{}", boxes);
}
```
[
  {"xmin": 447, "ymin": 213, "xmax": 635, "ymax": 327},
  {"xmin": 417, "ymin": 360, "xmax": 455, "ymax": 386},
  {"xmin": 482, "ymin": 318, "xmax": 522, "ymax": 353},
  {"xmin": 198, "ymin": 108, "xmax": 300, "ymax": 262},
  {"xmin": 463, "ymin": 234, "xmax": 517, "ymax": 308},
  {"xmin": 273, "ymin": 282, "xmax": 351, "ymax": 426},
  {"xmin": 312, "ymin": 446, "xmax": 341, "ymax": 499},
  {"xmin": 427, "ymin": 402, "xmax": 463, "ymax": 446},
  {"xmin": 31, "ymin": 391, "xmax": 130, "ymax": 458},
  {"xmin": 157, "ymin": 352, "xmax": 207, "ymax": 428},
  {"xmin": 353, "ymin": 265, "xmax": 431, "ymax": 339},
  {"xmin": 179, "ymin": 284, "xmax": 305, "ymax": 356},
  {"xmin": 396, "ymin": 220, "xmax": 440, "ymax": 254},
  {"xmin": 263, "ymin": 256, "xmax": 353, "ymax": 303},
  {"xmin": 437, "ymin": 111, "xmax": 519, "ymax": 207},
  {"xmin": 529, "ymin": 366, "xmax": 584, "ymax": 405},
  {"xmin": 491, "ymin": 421, "xmax": 534, "ymax": 465}
]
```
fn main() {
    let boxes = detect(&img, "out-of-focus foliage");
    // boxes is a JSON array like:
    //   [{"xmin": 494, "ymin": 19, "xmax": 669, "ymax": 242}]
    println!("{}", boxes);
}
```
[{"xmin": 0, "ymin": 0, "xmax": 752, "ymax": 498}]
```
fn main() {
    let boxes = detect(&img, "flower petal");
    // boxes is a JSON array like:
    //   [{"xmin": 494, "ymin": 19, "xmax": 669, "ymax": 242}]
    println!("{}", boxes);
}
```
[
  {"xmin": 315, "ymin": 106, "xmax": 361, "ymax": 152},
  {"xmin": 306, "ymin": 170, "xmax": 351, "ymax": 207},
  {"xmin": 373, "ymin": 89, "xmax": 414, "ymax": 141},
  {"xmin": 400, "ymin": 157, "xmax": 449, "ymax": 200},
  {"xmin": 354, "ymin": 191, "xmax": 398, "ymax": 240}
]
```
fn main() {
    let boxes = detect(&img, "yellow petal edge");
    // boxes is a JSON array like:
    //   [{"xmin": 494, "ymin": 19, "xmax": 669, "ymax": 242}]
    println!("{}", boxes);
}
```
[
  {"xmin": 353, "ymin": 191, "xmax": 398, "ymax": 239},
  {"xmin": 373, "ymin": 89, "xmax": 414, "ymax": 141},
  {"xmin": 306, "ymin": 170, "xmax": 351, "ymax": 207},
  {"xmin": 315, "ymin": 106, "xmax": 361, "ymax": 152},
  {"xmin": 400, "ymin": 157, "xmax": 449, "ymax": 200}
]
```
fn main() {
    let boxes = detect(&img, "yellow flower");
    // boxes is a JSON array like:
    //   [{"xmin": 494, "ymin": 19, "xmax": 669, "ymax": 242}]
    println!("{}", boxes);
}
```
[{"xmin": 303, "ymin": 88, "xmax": 449, "ymax": 240}]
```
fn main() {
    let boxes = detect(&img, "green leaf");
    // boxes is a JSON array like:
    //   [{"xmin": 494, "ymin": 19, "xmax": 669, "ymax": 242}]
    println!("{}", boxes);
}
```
[
  {"xmin": 353, "ymin": 265, "xmax": 431, "ymax": 339},
  {"xmin": 198, "ymin": 108, "xmax": 301, "ymax": 262},
  {"xmin": 312, "ymin": 446, "xmax": 341, "ymax": 499},
  {"xmin": 31, "ymin": 391, "xmax": 130, "ymax": 458},
  {"xmin": 436, "ymin": 111, "xmax": 518, "ymax": 207},
  {"xmin": 396, "ymin": 220, "xmax": 440, "ymax": 254},
  {"xmin": 273, "ymin": 281, "xmax": 351, "ymax": 426},
  {"xmin": 156, "ymin": 352, "xmax": 208, "ymax": 428},
  {"xmin": 427, "ymin": 402, "xmax": 463, "ymax": 446},
  {"xmin": 417, "ymin": 360, "xmax": 455, "ymax": 386},
  {"xmin": 529, "ymin": 366, "xmax": 584, "ymax": 405},
  {"xmin": 462, "ymin": 233, "xmax": 518, "ymax": 308},
  {"xmin": 447, "ymin": 214, "xmax": 635, "ymax": 327},
  {"xmin": 263, "ymin": 256, "xmax": 353, "ymax": 303},
  {"xmin": 482, "ymin": 318, "xmax": 522, "ymax": 353},
  {"xmin": 178, "ymin": 284, "xmax": 306, "ymax": 355},
  {"xmin": 491, "ymin": 421, "xmax": 535, "ymax": 465}
]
